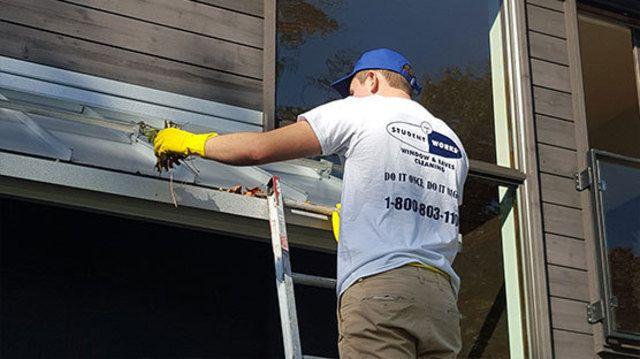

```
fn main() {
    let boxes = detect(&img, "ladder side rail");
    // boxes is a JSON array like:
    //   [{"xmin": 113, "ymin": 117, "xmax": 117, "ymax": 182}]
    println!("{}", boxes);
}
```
[{"xmin": 267, "ymin": 176, "xmax": 303, "ymax": 359}]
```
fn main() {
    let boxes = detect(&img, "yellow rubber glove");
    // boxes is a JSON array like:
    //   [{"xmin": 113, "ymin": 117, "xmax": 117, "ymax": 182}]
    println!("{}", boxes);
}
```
[
  {"xmin": 331, "ymin": 203, "xmax": 341, "ymax": 242},
  {"xmin": 153, "ymin": 127, "xmax": 218, "ymax": 158}
]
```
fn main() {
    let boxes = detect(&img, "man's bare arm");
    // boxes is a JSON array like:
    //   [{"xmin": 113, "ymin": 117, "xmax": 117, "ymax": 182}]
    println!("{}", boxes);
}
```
[{"xmin": 203, "ymin": 120, "xmax": 322, "ymax": 166}]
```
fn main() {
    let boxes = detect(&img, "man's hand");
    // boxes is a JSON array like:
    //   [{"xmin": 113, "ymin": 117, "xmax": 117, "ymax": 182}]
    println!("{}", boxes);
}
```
[{"xmin": 153, "ymin": 127, "xmax": 218, "ymax": 158}]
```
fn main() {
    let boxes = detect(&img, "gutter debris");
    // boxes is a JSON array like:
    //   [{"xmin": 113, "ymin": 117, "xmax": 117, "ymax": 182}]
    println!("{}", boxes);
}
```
[
  {"xmin": 141, "ymin": 120, "xmax": 336, "ymax": 217},
  {"xmin": 138, "ymin": 120, "xmax": 187, "ymax": 173}
]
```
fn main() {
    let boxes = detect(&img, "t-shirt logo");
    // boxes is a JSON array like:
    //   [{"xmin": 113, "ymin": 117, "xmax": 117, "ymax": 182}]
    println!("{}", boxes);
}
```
[{"xmin": 386, "ymin": 121, "xmax": 462, "ymax": 159}]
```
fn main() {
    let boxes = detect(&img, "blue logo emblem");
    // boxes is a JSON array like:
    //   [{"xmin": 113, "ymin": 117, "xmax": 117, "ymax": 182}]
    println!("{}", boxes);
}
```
[{"xmin": 386, "ymin": 121, "xmax": 462, "ymax": 159}]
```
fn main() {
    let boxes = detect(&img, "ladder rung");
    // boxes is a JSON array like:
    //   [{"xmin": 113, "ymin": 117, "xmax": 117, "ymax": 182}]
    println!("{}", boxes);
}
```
[{"xmin": 292, "ymin": 272, "xmax": 336, "ymax": 290}]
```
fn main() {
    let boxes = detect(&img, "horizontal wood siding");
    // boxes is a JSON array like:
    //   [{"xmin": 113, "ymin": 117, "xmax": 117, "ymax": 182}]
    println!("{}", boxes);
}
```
[
  {"xmin": 531, "ymin": 59, "xmax": 572, "ymax": 93},
  {"xmin": 533, "ymin": 86, "xmax": 573, "ymax": 120},
  {"xmin": 548, "ymin": 264, "xmax": 589, "ymax": 301},
  {"xmin": 528, "ymin": 0, "xmax": 566, "ymax": 12},
  {"xmin": 529, "ymin": 31, "xmax": 570, "ymax": 65},
  {"xmin": 542, "ymin": 203, "xmax": 584, "ymax": 238},
  {"xmin": 536, "ymin": 114, "xmax": 576, "ymax": 149},
  {"xmin": 65, "ymin": 0, "xmax": 263, "ymax": 48},
  {"xmin": 195, "ymin": 0, "xmax": 263, "ymax": 17},
  {"xmin": 527, "ymin": 4, "xmax": 567, "ymax": 38},
  {"xmin": 538, "ymin": 144, "xmax": 577, "ymax": 178},
  {"xmin": 550, "ymin": 297, "xmax": 592, "ymax": 334},
  {"xmin": 539, "ymin": 173, "xmax": 581, "ymax": 207},
  {"xmin": 546, "ymin": 234, "xmax": 587, "ymax": 269},
  {"xmin": 0, "ymin": 0, "xmax": 263, "ymax": 110},
  {"xmin": 554, "ymin": 329, "xmax": 595, "ymax": 358},
  {"xmin": 526, "ymin": 1, "xmax": 596, "ymax": 356}
]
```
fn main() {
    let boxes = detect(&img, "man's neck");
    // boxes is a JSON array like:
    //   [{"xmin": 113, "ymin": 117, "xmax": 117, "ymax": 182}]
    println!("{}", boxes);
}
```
[{"xmin": 375, "ymin": 88, "xmax": 411, "ymax": 99}]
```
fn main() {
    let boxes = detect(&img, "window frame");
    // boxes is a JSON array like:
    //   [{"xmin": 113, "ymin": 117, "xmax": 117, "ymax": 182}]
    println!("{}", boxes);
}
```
[
  {"xmin": 263, "ymin": 0, "xmax": 556, "ymax": 357},
  {"xmin": 586, "ymin": 149, "xmax": 640, "ymax": 345},
  {"xmin": 574, "ymin": 3, "xmax": 640, "ymax": 351},
  {"xmin": 580, "ymin": 0, "xmax": 640, "ymax": 20}
]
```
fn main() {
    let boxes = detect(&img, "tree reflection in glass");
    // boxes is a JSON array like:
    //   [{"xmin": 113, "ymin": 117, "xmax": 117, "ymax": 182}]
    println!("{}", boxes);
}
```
[
  {"xmin": 599, "ymin": 159, "xmax": 640, "ymax": 334},
  {"xmin": 276, "ymin": 0, "xmax": 505, "ymax": 163}
]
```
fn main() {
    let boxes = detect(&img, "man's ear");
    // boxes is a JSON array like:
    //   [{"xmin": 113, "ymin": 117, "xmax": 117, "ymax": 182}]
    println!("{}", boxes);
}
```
[{"xmin": 368, "ymin": 71, "xmax": 379, "ymax": 94}]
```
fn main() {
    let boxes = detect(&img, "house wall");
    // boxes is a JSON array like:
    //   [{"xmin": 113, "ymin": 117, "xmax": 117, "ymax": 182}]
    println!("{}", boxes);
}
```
[
  {"xmin": 0, "ymin": 0, "xmax": 263, "ymax": 110},
  {"xmin": 526, "ymin": 0, "xmax": 597, "ymax": 357},
  {"xmin": 2, "ymin": 0, "xmax": 634, "ymax": 356}
]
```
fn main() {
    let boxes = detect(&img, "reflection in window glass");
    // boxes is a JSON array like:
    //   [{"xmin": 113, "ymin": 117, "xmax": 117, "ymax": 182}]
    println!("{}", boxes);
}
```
[
  {"xmin": 455, "ymin": 177, "xmax": 517, "ymax": 357},
  {"xmin": 579, "ymin": 16, "xmax": 640, "ymax": 159},
  {"xmin": 598, "ymin": 158, "xmax": 640, "ymax": 334},
  {"xmin": 276, "ymin": 0, "xmax": 508, "ymax": 164}
]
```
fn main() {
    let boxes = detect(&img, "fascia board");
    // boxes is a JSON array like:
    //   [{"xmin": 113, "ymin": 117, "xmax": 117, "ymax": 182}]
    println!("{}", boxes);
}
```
[
  {"xmin": 0, "ymin": 151, "xmax": 335, "ymax": 252},
  {"xmin": 1, "ymin": 151, "xmax": 267, "ymax": 220}
]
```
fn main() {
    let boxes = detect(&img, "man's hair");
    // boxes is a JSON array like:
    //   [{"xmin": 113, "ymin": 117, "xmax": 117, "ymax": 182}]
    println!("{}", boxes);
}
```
[{"xmin": 354, "ymin": 69, "xmax": 412, "ymax": 95}]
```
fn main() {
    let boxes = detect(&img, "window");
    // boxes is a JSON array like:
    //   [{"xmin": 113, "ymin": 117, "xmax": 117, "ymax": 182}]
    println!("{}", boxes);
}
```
[
  {"xmin": 455, "ymin": 177, "xmax": 520, "ymax": 357},
  {"xmin": 579, "ymin": 15, "xmax": 640, "ymax": 159},
  {"xmin": 578, "ymin": 12, "xmax": 640, "ymax": 344},
  {"xmin": 275, "ymin": 1, "xmax": 528, "ymax": 357},
  {"xmin": 581, "ymin": 0, "xmax": 640, "ymax": 19},
  {"xmin": 586, "ymin": 150, "xmax": 640, "ymax": 344}
]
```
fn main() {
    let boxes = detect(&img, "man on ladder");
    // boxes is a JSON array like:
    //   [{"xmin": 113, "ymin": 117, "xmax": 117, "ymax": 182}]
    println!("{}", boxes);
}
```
[{"xmin": 154, "ymin": 48, "xmax": 468, "ymax": 358}]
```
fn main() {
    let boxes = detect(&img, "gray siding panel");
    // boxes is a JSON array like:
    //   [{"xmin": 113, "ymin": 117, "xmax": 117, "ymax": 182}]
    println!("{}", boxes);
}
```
[
  {"xmin": 0, "ymin": 21, "xmax": 262, "ymax": 109},
  {"xmin": 531, "ymin": 59, "xmax": 572, "ymax": 93},
  {"xmin": 543, "ymin": 203, "xmax": 584, "ymax": 238},
  {"xmin": 540, "ymin": 173, "xmax": 581, "ymax": 208},
  {"xmin": 529, "ymin": 31, "xmax": 569, "ymax": 65},
  {"xmin": 536, "ymin": 114, "xmax": 576, "ymax": 149},
  {"xmin": 65, "ymin": 0, "xmax": 263, "ymax": 48},
  {"xmin": 195, "ymin": 0, "xmax": 263, "ymax": 17},
  {"xmin": 527, "ymin": 0, "xmax": 565, "ymax": 12},
  {"xmin": 550, "ymin": 297, "xmax": 592, "ymax": 334},
  {"xmin": 548, "ymin": 264, "xmax": 589, "ymax": 301},
  {"xmin": 533, "ymin": 86, "xmax": 573, "ymax": 120},
  {"xmin": 0, "ymin": 0, "xmax": 263, "ymax": 78},
  {"xmin": 0, "ymin": 0, "xmax": 263, "ymax": 109},
  {"xmin": 546, "ymin": 234, "xmax": 587, "ymax": 270},
  {"xmin": 538, "ymin": 144, "xmax": 577, "ymax": 178},
  {"xmin": 553, "ymin": 330, "xmax": 594, "ymax": 359},
  {"xmin": 527, "ymin": 4, "xmax": 567, "ymax": 38}
]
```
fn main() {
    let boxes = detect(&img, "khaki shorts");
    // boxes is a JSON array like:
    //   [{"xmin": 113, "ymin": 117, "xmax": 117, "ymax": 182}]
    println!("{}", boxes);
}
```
[{"xmin": 337, "ymin": 265, "xmax": 461, "ymax": 358}]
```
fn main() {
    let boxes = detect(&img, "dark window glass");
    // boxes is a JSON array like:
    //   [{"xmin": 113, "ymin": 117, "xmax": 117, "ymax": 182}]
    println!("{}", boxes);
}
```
[
  {"xmin": 0, "ymin": 198, "xmax": 338, "ymax": 357},
  {"xmin": 276, "ymin": 0, "xmax": 507, "ymax": 164},
  {"xmin": 456, "ymin": 178, "xmax": 514, "ymax": 357},
  {"xmin": 579, "ymin": 16, "xmax": 640, "ymax": 159},
  {"xmin": 597, "ymin": 157, "xmax": 640, "ymax": 334}
]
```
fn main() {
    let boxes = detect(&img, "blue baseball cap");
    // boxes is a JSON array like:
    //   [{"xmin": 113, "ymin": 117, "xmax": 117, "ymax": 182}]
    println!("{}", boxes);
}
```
[{"xmin": 331, "ymin": 48, "xmax": 422, "ymax": 98}]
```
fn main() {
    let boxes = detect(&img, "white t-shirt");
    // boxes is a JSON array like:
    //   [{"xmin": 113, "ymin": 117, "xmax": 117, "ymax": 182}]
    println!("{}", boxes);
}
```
[{"xmin": 298, "ymin": 95, "xmax": 468, "ymax": 297}]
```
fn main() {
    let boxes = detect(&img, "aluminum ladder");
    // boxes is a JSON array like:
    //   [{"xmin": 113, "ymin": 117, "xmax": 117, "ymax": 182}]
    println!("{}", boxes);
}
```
[{"xmin": 266, "ymin": 176, "xmax": 337, "ymax": 359}]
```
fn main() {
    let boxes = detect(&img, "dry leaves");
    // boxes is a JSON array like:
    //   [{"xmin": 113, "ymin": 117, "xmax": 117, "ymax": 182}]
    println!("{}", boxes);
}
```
[
  {"xmin": 139, "ymin": 120, "xmax": 187, "ymax": 173},
  {"xmin": 225, "ymin": 185, "xmax": 267, "ymax": 198},
  {"xmin": 138, "ymin": 121, "xmax": 268, "ymax": 206}
]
